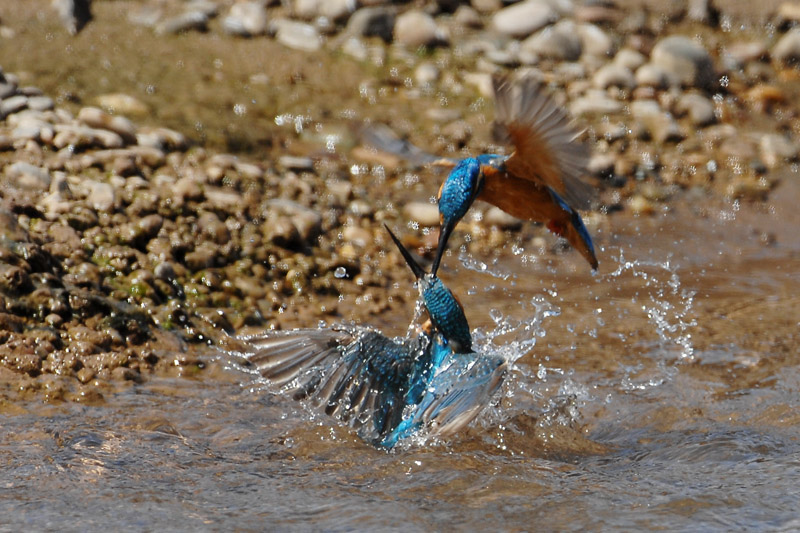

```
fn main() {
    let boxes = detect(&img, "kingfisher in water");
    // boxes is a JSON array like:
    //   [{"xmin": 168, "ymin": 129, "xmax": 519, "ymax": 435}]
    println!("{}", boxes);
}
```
[
  {"xmin": 362, "ymin": 74, "xmax": 598, "ymax": 275},
  {"xmin": 237, "ymin": 226, "xmax": 505, "ymax": 448}
]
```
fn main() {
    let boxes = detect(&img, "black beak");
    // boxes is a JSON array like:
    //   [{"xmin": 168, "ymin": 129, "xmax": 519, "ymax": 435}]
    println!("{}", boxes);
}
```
[
  {"xmin": 384, "ymin": 224, "xmax": 425, "ymax": 280},
  {"xmin": 430, "ymin": 220, "xmax": 454, "ymax": 277}
]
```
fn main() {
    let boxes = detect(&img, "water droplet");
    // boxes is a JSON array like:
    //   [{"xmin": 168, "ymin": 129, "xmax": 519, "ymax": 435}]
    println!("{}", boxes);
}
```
[{"xmin": 334, "ymin": 266, "xmax": 347, "ymax": 279}]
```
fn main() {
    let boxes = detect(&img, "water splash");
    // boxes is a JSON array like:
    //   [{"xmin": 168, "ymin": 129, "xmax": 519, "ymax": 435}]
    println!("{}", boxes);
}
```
[{"xmin": 604, "ymin": 248, "xmax": 697, "ymax": 362}]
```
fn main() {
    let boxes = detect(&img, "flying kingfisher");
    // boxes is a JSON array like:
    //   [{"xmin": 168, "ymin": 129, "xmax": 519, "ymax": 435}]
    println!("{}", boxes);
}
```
[
  {"xmin": 362, "ymin": 74, "xmax": 598, "ymax": 275},
  {"xmin": 237, "ymin": 226, "xmax": 506, "ymax": 448}
]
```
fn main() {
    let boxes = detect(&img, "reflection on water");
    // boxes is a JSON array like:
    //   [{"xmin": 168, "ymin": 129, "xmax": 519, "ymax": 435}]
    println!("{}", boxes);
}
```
[{"xmin": 3, "ymin": 182, "xmax": 800, "ymax": 530}]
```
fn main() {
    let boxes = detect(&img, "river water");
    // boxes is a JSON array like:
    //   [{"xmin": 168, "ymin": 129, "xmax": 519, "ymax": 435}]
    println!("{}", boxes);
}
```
[{"xmin": 2, "ymin": 173, "xmax": 798, "ymax": 531}]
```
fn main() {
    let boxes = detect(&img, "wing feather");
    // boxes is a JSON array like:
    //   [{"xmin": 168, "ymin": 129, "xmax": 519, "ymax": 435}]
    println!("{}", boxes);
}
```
[{"xmin": 491, "ymin": 75, "xmax": 594, "ymax": 210}]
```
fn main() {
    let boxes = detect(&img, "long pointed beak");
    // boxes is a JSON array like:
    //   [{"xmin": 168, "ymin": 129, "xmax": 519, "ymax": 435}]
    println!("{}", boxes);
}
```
[
  {"xmin": 384, "ymin": 224, "xmax": 425, "ymax": 280},
  {"xmin": 430, "ymin": 220, "xmax": 454, "ymax": 277}
]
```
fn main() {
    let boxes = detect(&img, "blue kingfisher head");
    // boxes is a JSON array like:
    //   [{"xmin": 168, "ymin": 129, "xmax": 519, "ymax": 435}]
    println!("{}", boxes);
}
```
[
  {"xmin": 385, "ymin": 225, "xmax": 473, "ymax": 354},
  {"xmin": 432, "ymin": 158, "xmax": 485, "ymax": 276}
]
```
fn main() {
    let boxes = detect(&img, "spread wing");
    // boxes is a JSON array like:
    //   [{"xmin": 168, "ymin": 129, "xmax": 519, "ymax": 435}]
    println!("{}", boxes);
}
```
[
  {"xmin": 382, "ymin": 353, "xmax": 507, "ymax": 446},
  {"xmin": 240, "ymin": 328, "xmax": 430, "ymax": 445},
  {"xmin": 491, "ymin": 75, "xmax": 594, "ymax": 210}
]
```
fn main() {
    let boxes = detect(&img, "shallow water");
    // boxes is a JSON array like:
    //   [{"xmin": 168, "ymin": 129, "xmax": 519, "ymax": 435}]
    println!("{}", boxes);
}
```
[{"xmin": 3, "ymin": 175, "xmax": 799, "ymax": 531}]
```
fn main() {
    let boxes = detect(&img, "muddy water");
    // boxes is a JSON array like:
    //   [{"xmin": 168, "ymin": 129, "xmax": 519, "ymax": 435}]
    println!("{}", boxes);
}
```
[{"xmin": 3, "ymin": 175, "xmax": 799, "ymax": 531}]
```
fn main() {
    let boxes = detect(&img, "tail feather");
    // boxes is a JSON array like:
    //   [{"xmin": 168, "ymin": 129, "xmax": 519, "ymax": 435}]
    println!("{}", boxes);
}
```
[{"xmin": 546, "ymin": 187, "xmax": 598, "ymax": 270}]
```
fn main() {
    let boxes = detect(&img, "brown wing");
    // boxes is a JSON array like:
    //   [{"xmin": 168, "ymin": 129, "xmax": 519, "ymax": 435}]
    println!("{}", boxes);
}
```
[
  {"xmin": 481, "ymin": 173, "xmax": 598, "ymax": 268},
  {"xmin": 491, "ymin": 75, "xmax": 594, "ymax": 210}
]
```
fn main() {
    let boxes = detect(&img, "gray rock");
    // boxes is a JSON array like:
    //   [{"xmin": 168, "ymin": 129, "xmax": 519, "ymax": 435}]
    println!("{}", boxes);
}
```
[
  {"xmin": 521, "ymin": 20, "xmax": 582, "ymax": 61},
  {"xmin": 650, "ymin": 35, "xmax": 715, "ymax": 89},
  {"xmin": 344, "ymin": 7, "xmax": 395, "ymax": 42},
  {"xmin": 155, "ymin": 11, "xmax": 209, "ymax": 35},
  {"xmin": 394, "ymin": 10, "xmax": 443, "ymax": 48},
  {"xmin": 759, "ymin": 133, "xmax": 798, "ymax": 168},
  {"xmin": 222, "ymin": 2, "xmax": 269, "ymax": 37},
  {"xmin": 491, "ymin": 0, "xmax": 559, "ymax": 39},
  {"xmin": 675, "ymin": 93, "xmax": 716, "ymax": 127},
  {"xmin": 275, "ymin": 20, "xmax": 322, "ymax": 52},
  {"xmin": 593, "ymin": 63, "xmax": 635, "ymax": 89}
]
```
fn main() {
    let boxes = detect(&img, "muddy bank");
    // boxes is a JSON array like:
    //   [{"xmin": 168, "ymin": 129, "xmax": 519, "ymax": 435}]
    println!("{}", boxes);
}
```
[{"xmin": 2, "ymin": 0, "xmax": 800, "ymax": 403}]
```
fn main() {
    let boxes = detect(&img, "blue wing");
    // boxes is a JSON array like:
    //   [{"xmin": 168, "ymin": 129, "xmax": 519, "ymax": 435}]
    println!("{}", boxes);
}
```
[
  {"xmin": 241, "ymin": 327, "xmax": 434, "ymax": 445},
  {"xmin": 381, "ymin": 352, "xmax": 507, "ymax": 447}
]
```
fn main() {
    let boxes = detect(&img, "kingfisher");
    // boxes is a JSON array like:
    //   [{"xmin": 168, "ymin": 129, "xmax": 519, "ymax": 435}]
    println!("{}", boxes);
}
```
[
  {"xmin": 362, "ymin": 74, "xmax": 598, "ymax": 275},
  {"xmin": 237, "ymin": 226, "xmax": 506, "ymax": 448}
]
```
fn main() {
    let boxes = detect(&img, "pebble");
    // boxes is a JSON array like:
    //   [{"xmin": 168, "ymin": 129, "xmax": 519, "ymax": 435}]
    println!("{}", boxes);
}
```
[
  {"xmin": 1, "ymin": 95, "xmax": 28, "ymax": 118},
  {"xmin": 52, "ymin": 0, "xmax": 92, "ymax": 35},
  {"xmin": 570, "ymin": 90, "xmax": 624, "ymax": 116},
  {"xmin": 53, "ymin": 124, "xmax": 124, "ymax": 150},
  {"xmin": 6, "ymin": 162, "xmax": 51, "ymax": 191},
  {"xmin": 650, "ymin": 35, "xmax": 716, "ymax": 90},
  {"xmin": 725, "ymin": 41, "xmax": 769, "ymax": 68},
  {"xmin": 491, "ymin": 0, "xmax": 559, "ymax": 39},
  {"xmin": 279, "ymin": 155, "xmax": 314, "ymax": 171},
  {"xmin": 614, "ymin": 48, "xmax": 647, "ymax": 70},
  {"xmin": 136, "ymin": 126, "xmax": 187, "ymax": 151},
  {"xmin": 759, "ymin": 133, "xmax": 798, "ymax": 168},
  {"xmin": 403, "ymin": 202, "xmax": 439, "ymax": 227},
  {"xmin": 772, "ymin": 28, "xmax": 800, "ymax": 66},
  {"xmin": 454, "ymin": 6, "xmax": 482, "ymax": 28},
  {"xmin": 578, "ymin": 23, "xmax": 614, "ymax": 57},
  {"xmin": 484, "ymin": 207, "xmax": 522, "ymax": 230},
  {"xmin": 394, "ymin": 10, "xmax": 443, "ymax": 48},
  {"xmin": 155, "ymin": 11, "xmax": 209, "ymax": 36},
  {"xmin": 630, "ymin": 100, "xmax": 684, "ymax": 144},
  {"xmin": 95, "ymin": 93, "xmax": 149, "ymax": 116},
  {"xmin": 342, "ymin": 226, "xmax": 373, "ymax": 248},
  {"xmin": 222, "ymin": 2, "xmax": 269, "ymax": 37},
  {"xmin": 522, "ymin": 20, "xmax": 582, "ymax": 61},
  {"xmin": 344, "ymin": 7, "xmax": 395, "ymax": 42},
  {"xmin": 265, "ymin": 199, "xmax": 323, "ymax": 244},
  {"xmin": 275, "ymin": 20, "xmax": 323, "ymax": 52},
  {"xmin": 414, "ymin": 63, "xmax": 440, "ymax": 87},
  {"xmin": 675, "ymin": 93, "xmax": 716, "ymax": 126},
  {"xmin": 593, "ymin": 63, "xmax": 636, "ymax": 89},
  {"xmin": 85, "ymin": 181, "xmax": 117, "ymax": 212},
  {"xmin": 634, "ymin": 63, "xmax": 675, "ymax": 89},
  {"xmin": 77, "ymin": 107, "xmax": 137, "ymax": 144},
  {"xmin": 26, "ymin": 96, "xmax": 55, "ymax": 112}
]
